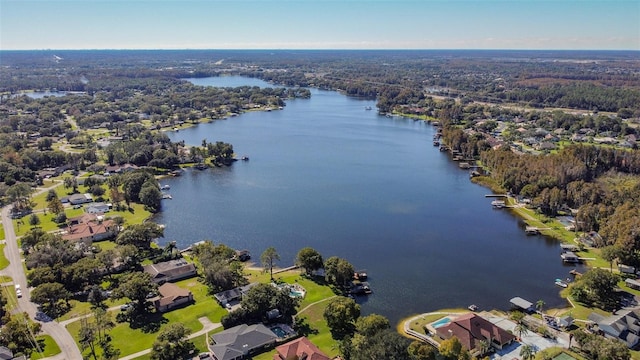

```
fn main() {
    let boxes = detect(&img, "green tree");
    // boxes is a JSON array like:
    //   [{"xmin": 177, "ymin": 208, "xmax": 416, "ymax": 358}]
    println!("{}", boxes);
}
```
[
  {"xmin": 30, "ymin": 282, "xmax": 71, "ymax": 318},
  {"xmin": 63, "ymin": 176, "xmax": 78, "ymax": 193},
  {"xmin": 47, "ymin": 197, "xmax": 64, "ymax": 215},
  {"xmin": 439, "ymin": 336, "xmax": 463, "ymax": 360},
  {"xmin": 260, "ymin": 247, "xmax": 280, "ymax": 281},
  {"xmin": 323, "ymin": 296, "xmax": 360, "ymax": 339},
  {"xmin": 112, "ymin": 272, "xmax": 157, "ymax": 314},
  {"xmin": 408, "ymin": 340, "xmax": 437, "ymax": 360},
  {"xmin": 571, "ymin": 268, "xmax": 619, "ymax": 309},
  {"xmin": 324, "ymin": 256, "xmax": 355, "ymax": 289},
  {"xmin": 536, "ymin": 299, "xmax": 545, "ymax": 314},
  {"xmin": 139, "ymin": 180, "xmax": 162, "ymax": 212},
  {"xmin": 355, "ymin": 313, "xmax": 390, "ymax": 337},
  {"xmin": 7, "ymin": 182, "xmax": 34, "ymax": 210},
  {"xmin": 514, "ymin": 322, "xmax": 528, "ymax": 340},
  {"xmin": 79, "ymin": 318, "xmax": 98, "ymax": 360},
  {"xmin": 601, "ymin": 245, "xmax": 619, "ymax": 272},
  {"xmin": 0, "ymin": 313, "xmax": 42, "ymax": 356},
  {"xmin": 93, "ymin": 307, "xmax": 114, "ymax": 343},
  {"xmin": 477, "ymin": 339, "xmax": 490, "ymax": 357},
  {"xmin": 350, "ymin": 329, "xmax": 411, "ymax": 360},
  {"xmin": 519, "ymin": 344, "xmax": 535, "ymax": 360},
  {"xmin": 150, "ymin": 323, "xmax": 195, "ymax": 360},
  {"xmin": 115, "ymin": 222, "xmax": 164, "ymax": 250},
  {"xmin": 28, "ymin": 213, "xmax": 40, "ymax": 228},
  {"xmin": 295, "ymin": 247, "xmax": 324, "ymax": 276}
]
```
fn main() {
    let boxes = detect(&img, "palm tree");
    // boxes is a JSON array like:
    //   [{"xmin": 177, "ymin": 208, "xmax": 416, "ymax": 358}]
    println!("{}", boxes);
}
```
[
  {"xmin": 536, "ymin": 299, "xmax": 545, "ymax": 314},
  {"xmin": 514, "ymin": 322, "xmax": 528, "ymax": 341},
  {"xmin": 477, "ymin": 339, "xmax": 491, "ymax": 356},
  {"xmin": 519, "ymin": 344, "xmax": 535, "ymax": 360}
]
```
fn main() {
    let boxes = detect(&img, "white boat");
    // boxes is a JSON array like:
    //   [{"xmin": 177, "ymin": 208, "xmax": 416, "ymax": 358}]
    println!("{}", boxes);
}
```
[
  {"xmin": 491, "ymin": 200, "xmax": 505, "ymax": 208},
  {"xmin": 161, "ymin": 184, "xmax": 170, "ymax": 190},
  {"xmin": 555, "ymin": 278, "xmax": 568, "ymax": 288}
]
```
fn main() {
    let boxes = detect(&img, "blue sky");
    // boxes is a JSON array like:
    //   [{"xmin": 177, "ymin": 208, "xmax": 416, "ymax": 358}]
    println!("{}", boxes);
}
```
[{"xmin": 1, "ymin": 0, "xmax": 638, "ymax": 50}]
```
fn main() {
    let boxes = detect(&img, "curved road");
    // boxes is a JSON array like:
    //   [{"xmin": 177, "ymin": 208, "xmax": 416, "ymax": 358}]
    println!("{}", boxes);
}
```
[{"xmin": 1, "ymin": 205, "xmax": 83, "ymax": 359}]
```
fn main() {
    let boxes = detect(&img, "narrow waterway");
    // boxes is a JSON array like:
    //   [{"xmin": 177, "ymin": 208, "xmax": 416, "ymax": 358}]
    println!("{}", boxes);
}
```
[{"xmin": 153, "ymin": 76, "xmax": 584, "ymax": 324}]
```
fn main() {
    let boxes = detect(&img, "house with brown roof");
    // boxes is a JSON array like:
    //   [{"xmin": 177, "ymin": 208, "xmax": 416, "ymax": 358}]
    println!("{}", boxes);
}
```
[
  {"xmin": 143, "ymin": 259, "xmax": 197, "ymax": 284},
  {"xmin": 435, "ymin": 313, "xmax": 515, "ymax": 355},
  {"xmin": 62, "ymin": 217, "xmax": 117, "ymax": 244},
  {"xmin": 274, "ymin": 337, "xmax": 330, "ymax": 360},
  {"xmin": 152, "ymin": 282, "xmax": 193, "ymax": 312}
]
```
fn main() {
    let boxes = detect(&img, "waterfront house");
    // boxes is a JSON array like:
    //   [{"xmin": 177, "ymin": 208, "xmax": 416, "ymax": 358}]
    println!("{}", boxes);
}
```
[
  {"xmin": 143, "ymin": 259, "xmax": 197, "ymax": 283},
  {"xmin": 435, "ymin": 313, "xmax": 515, "ymax": 354},
  {"xmin": 152, "ymin": 282, "xmax": 193, "ymax": 312},
  {"xmin": 588, "ymin": 310, "xmax": 640, "ymax": 348},
  {"xmin": 214, "ymin": 282, "xmax": 259, "ymax": 306},
  {"xmin": 62, "ymin": 217, "xmax": 117, "ymax": 244},
  {"xmin": 558, "ymin": 315, "xmax": 574, "ymax": 329},
  {"xmin": 209, "ymin": 323, "xmax": 278, "ymax": 360},
  {"xmin": 273, "ymin": 337, "xmax": 330, "ymax": 360}
]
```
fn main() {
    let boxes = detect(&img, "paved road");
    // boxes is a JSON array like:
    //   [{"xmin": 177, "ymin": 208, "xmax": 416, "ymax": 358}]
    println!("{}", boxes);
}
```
[{"xmin": 1, "ymin": 204, "xmax": 83, "ymax": 360}]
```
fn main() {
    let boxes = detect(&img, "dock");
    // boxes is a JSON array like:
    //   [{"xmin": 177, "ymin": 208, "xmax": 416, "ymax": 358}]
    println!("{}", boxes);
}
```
[
  {"xmin": 525, "ymin": 226, "xmax": 540, "ymax": 235},
  {"xmin": 485, "ymin": 194, "xmax": 508, "ymax": 198}
]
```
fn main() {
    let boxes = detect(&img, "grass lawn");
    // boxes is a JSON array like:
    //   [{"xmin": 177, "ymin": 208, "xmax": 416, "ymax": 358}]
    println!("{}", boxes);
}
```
[
  {"xmin": 66, "ymin": 277, "xmax": 226, "ymax": 357},
  {"xmin": 30, "ymin": 335, "xmax": 61, "ymax": 359},
  {"xmin": 404, "ymin": 308, "xmax": 467, "ymax": 335},
  {"xmin": 241, "ymin": 267, "xmax": 343, "ymax": 358},
  {"xmin": 0, "ymin": 223, "xmax": 4, "ymax": 240},
  {"xmin": 0, "ymin": 243, "xmax": 9, "ymax": 270}
]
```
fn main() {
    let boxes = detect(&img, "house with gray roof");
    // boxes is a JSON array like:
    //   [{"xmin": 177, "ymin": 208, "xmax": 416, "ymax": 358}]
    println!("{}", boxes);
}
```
[
  {"xmin": 143, "ymin": 259, "xmax": 197, "ymax": 284},
  {"xmin": 214, "ymin": 282, "xmax": 259, "ymax": 306},
  {"xmin": 588, "ymin": 309, "xmax": 640, "ymax": 348},
  {"xmin": 209, "ymin": 323, "xmax": 278, "ymax": 360}
]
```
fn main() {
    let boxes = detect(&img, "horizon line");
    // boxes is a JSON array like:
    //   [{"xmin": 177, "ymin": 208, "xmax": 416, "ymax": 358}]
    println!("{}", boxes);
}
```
[{"xmin": 1, "ymin": 48, "xmax": 638, "ymax": 52}]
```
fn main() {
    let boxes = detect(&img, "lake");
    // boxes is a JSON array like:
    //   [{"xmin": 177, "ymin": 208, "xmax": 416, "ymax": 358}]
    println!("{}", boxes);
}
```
[{"xmin": 153, "ymin": 76, "xmax": 584, "ymax": 324}]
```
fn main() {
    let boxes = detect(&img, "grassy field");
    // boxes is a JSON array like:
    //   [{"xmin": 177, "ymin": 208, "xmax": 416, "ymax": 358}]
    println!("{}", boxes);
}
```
[
  {"xmin": 66, "ymin": 277, "xmax": 226, "ymax": 357},
  {"xmin": 0, "ymin": 243, "xmax": 9, "ymax": 270},
  {"xmin": 29, "ymin": 335, "xmax": 61, "ymax": 359},
  {"xmin": 244, "ymin": 267, "xmax": 341, "ymax": 359},
  {"xmin": 64, "ymin": 267, "xmax": 341, "ymax": 359}
]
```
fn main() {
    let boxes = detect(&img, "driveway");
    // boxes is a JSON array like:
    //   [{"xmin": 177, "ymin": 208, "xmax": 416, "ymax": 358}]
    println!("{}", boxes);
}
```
[{"xmin": 482, "ymin": 313, "xmax": 569, "ymax": 360}]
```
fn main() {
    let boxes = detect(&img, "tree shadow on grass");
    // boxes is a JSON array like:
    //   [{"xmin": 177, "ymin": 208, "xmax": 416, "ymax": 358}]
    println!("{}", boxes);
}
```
[
  {"xmin": 293, "ymin": 317, "xmax": 318, "ymax": 337},
  {"xmin": 118, "ymin": 311, "xmax": 168, "ymax": 333}
]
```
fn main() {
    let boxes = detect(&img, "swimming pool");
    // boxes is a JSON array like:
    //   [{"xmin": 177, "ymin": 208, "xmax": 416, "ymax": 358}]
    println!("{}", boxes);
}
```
[
  {"xmin": 271, "ymin": 326, "xmax": 288, "ymax": 338},
  {"xmin": 431, "ymin": 317, "xmax": 451, "ymax": 329}
]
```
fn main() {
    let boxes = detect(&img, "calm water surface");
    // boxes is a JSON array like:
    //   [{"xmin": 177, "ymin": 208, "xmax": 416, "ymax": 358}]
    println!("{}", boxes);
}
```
[{"xmin": 154, "ymin": 76, "xmax": 584, "ymax": 324}]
